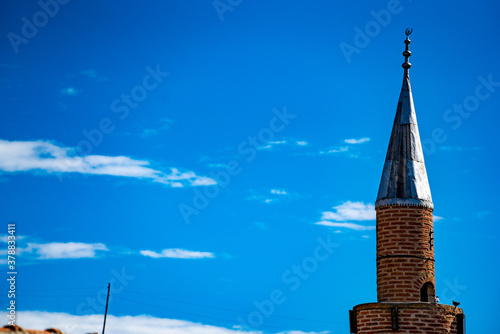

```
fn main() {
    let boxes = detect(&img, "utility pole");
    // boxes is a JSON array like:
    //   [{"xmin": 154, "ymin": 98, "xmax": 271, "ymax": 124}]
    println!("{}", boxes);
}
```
[{"xmin": 102, "ymin": 283, "xmax": 111, "ymax": 334}]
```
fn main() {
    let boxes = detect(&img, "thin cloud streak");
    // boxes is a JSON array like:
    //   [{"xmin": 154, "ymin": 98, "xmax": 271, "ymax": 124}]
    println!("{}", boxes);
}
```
[
  {"xmin": 247, "ymin": 188, "xmax": 299, "ymax": 204},
  {"xmin": 60, "ymin": 87, "xmax": 80, "ymax": 96},
  {"xmin": 21, "ymin": 242, "xmax": 108, "ymax": 259},
  {"xmin": 318, "ymin": 146, "xmax": 349, "ymax": 155},
  {"xmin": 344, "ymin": 137, "xmax": 370, "ymax": 144},
  {"xmin": 1, "ymin": 235, "xmax": 216, "ymax": 261},
  {"xmin": 321, "ymin": 201, "xmax": 376, "ymax": 221},
  {"xmin": 140, "ymin": 248, "xmax": 215, "ymax": 259},
  {"xmin": 316, "ymin": 201, "xmax": 376, "ymax": 231},
  {"xmin": 257, "ymin": 138, "xmax": 309, "ymax": 151},
  {"xmin": 140, "ymin": 118, "xmax": 173, "ymax": 138},
  {"xmin": 79, "ymin": 69, "xmax": 109, "ymax": 82},
  {"xmin": 0, "ymin": 139, "xmax": 215, "ymax": 187},
  {"xmin": 315, "ymin": 221, "xmax": 375, "ymax": 231}
]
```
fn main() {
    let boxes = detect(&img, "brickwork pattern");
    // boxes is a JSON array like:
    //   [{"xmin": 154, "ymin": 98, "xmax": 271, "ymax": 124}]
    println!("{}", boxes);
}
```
[
  {"xmin": 353, "ymin": 303, "xmax": 463, "ymax": 334},
  {"xmin": 376, "ymin": 205, "xmax": 435, "ymax": 302}
]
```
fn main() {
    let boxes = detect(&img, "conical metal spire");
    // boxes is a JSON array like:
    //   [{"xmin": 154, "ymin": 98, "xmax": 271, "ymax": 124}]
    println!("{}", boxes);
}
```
[{"xmin": 375, "ymin": 29, "xmax": 433, "ymax": 209}]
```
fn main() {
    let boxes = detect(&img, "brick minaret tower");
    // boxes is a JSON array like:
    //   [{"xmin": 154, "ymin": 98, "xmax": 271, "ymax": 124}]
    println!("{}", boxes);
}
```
[{"xmin": 348, "ymin": 29, "xmax": 465, "ymax": 334}]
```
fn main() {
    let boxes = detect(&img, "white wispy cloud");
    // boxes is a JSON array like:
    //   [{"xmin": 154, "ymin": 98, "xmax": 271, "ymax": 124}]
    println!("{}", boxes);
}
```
[
  {"xmin": 0, "ymin": 139, "xmax": 215, "ymax": 187},
  {"xmin": 22, "ymin": 242, "xmax": 108, "ymax": 259},
  {"xmin": 268, "ymin": 140, "xmax": 287, "ymax": 145},
  {"xmin": 318, "ymin": 146, "xmax": 349, "ymax": 155},
  {"xmin": 206, "ymin": 163, "xmax": 229, "ymax": 169},
  {"xmin": 247, "ymin": 188, "xmax": 299, "ymax": 204},
  {"xmin": 140, "ymin": 248, "xmax": 215, "ymax": 259},
  {"xmin": 315, "ymin": 221, "xmax": 376, "ymax": 231},
  {"xmin": 344, "ymin": 137, "xmax": 370, "ymax": 144},
  {"xmin": 0, "ymin": 237, "xmax": 109, "ymax": 262},
  {"xmin": 140, "ymin": 118, "xmax": 173, "ymax": 138},
  {"xmin": 1, "ymin": 311, "xmax": 329, "ymax": 334},
  {"xmin": 316, "ymin": 201, "xmax": 375, "ymax": 231},
  {"xmin": 433, "ymin": 215, "xmax": 444, "ymax": 222},
  {"xmin": 60, "ymin": 87, "xmax": 80, "ymax": 96},
  {"xmin": 321, "ymin": 201, "xmax": 375, "ymax": 221},
  {"xmin": 438, "ymin": 145, "xmax": 480, "ymax": 152},
  {"xmin": 79, "ymin": 69, "xmax": 109, "ymax": 82},
  {"xmin": 1, "ymin": 234, "xmax": 218, "ymax": 261},
  {"xmin": 258, "ymin": 139, "xmax": 309, "ymax": 151}
]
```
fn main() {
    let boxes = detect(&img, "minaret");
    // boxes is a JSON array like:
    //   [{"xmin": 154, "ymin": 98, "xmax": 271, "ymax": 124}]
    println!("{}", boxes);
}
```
[
  {"xmin": 375, "ymin": 28, "xmax": 434, "ymax": 304},
  {"xmin": 348, "ymin": 29, "xmax": 465, "ymax": 334}
]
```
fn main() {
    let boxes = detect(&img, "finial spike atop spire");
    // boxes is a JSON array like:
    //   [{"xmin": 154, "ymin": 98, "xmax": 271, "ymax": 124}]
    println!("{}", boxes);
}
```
[{"xmin": 402, "ymin": 28, "xmax": 412, "ymax": 75}]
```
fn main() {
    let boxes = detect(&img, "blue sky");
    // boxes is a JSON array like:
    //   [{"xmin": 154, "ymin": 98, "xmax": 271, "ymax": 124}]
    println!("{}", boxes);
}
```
[{"xmin": 0, "ymin": 1, "xmax": 499, "ymax": 333}]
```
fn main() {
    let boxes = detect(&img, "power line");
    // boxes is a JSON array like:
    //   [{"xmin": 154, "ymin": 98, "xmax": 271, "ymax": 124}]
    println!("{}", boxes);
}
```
[
  {"xmin": 114, "ymin": 295, "xmax": 299, "ymax": 332},
  {"xmin": 122, "ymin": 289, "xmax": 345, "ymax": 325}
]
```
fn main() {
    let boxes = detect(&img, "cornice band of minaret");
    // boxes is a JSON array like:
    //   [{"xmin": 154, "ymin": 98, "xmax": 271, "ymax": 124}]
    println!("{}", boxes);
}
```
[{"xmin": 375, "ymin": 28, "xmax": 433, "ymax": 209}]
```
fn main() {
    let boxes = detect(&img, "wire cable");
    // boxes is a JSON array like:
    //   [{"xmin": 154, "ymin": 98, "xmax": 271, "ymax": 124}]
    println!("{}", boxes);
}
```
[
  {"xmin": 114, "ymin": 295, "xmax": 297, "ymax": 331},
  {"xmin": 122, "ymin": 289, "xmax": 345, "ymax": 325}
]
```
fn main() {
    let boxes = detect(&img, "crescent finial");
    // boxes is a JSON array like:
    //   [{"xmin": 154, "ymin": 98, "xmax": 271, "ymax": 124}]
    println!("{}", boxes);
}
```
[{"xmin": 402, "ymin": 28, "xmax": 412, "ymax": 73}]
